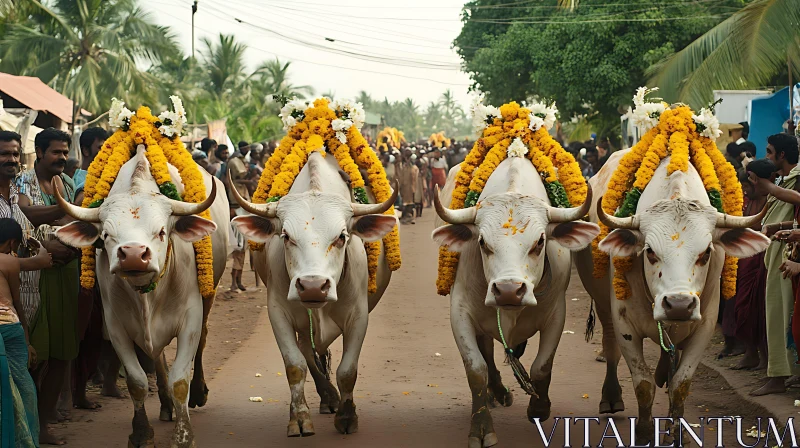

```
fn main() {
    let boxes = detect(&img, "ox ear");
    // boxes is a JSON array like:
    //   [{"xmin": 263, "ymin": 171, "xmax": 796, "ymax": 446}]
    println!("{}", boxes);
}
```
[
  {"xmin": 350, "ymin": 214, "xmax": 398, "ymax": 243},
  {"xmin": 173, "ymin": 216, "xmax": 218, "ymax": 242},
  {"xmin": 55, "ymin": 221, "xmax": 100, "ymax": 248},
  {"xmin": 547, "ymin": 221, "xmax": 601, "ymax": 251},
  {"xmin": 231, "ymin": 216, "xmax": 280, "ymax": 243},
  {"xmin": 431, "ymin": 224, "xmax": 476, "ymax": 252},
  {"xmin": 714, "ymin": 228, "xmax": 770, "ymax": 258},
  {"xmin": 598, "ymin": 229, "xmax": 643, "ymax": 257}
]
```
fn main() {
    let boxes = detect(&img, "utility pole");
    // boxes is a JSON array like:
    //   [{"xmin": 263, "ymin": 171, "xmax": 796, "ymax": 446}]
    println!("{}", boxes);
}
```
[{"xmin": 191, "ymin": 1, "xmax": 198, "ymax": 60}]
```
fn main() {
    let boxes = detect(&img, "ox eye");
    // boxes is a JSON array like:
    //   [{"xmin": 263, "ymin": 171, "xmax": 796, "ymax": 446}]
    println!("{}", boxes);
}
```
[
  {"xmin": 158, "ymin": 228, "xmax": 166, "ymax": 242},
  {"xmin": 697, "ymin": 246, "xmax": 712, "ymax": 266},
  {"xmin": 101, "ymin": 231, "xmax": 109, "ymax": 240},
  {"xmin": 334, "ymin": 233, "xmax": 347, "ymax": 248},
  {"xmin": 645, "ymin": 247, "xmax": 659, "ymax": 265},
  {"xmin": 478, "ymin": 236, "xmax": 493, "ymax": 254},
  {"xmin": 529, "ymin": 234, "xmax": 545, "ymax": 256}
]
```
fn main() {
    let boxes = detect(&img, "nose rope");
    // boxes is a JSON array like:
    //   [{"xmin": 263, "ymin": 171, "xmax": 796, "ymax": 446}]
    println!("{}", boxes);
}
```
[
  {"xmin": 133, "ymin": 241, "xmax": 172, "ymax": 294},
  {"xmin": 307, "ymin": 309, "xmax": 331, "ymax": 380},
  {"xmin": 496, "ymin": 309, "xmax": 537, "ymax": 396}
]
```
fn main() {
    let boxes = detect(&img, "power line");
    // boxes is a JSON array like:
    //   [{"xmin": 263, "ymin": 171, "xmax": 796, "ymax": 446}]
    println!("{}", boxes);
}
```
[
  {"xmin": 201, "ymin": 3, "xmax": 463, "ymax": 70},
  {"xmin": 213, "ymin": 1, "xmax": 464, "ymax": 55}
]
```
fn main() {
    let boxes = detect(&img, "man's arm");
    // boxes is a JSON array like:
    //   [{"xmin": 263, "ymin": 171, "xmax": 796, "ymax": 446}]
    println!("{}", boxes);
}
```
[
  {"xmin": 18, "ymin": 193, "xmax": 67, "ymax": 227},
  {"xmin": 18, "ymin": 240, "xmax": 52, "ymax": 271}
]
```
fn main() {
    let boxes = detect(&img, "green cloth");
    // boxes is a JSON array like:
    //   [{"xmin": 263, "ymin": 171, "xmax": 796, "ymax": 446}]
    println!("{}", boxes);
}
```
[
  {"xmin": 763, "ymin": 165, "xmax": 800, "ymax": 378},
  {"xmin": 26, "ymin": 173, "xmax": 80, "ymax": 362},
  {"xmin": 30, "ymin": 259, "xmax": 79, "ymax": 362},
  {"xmin": 0, "ymin": 323, "xmax": 38, "ymax": 447}
]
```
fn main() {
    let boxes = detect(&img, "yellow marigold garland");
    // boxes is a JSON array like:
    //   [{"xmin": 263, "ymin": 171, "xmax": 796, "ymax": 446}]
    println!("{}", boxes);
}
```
[
  {"xmin": 592, "ymin": 105, "xmax": 742, "ymax": 300},
  {"xmin": 249, "ymin": 98, "xmax": 401, "ymax": 293},
  {"xmin": 435, "ymin": 101, "xmax": 588, "ymax": 295},
  {"xmin": 79, "ymin": 105, "xmax": 215, "ymax": 300}
]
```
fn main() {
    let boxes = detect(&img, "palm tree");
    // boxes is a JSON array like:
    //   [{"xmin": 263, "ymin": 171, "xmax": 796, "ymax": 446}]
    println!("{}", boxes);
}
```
[
  {"xmin": 253, "ymin": 58, "xmax": 314, "ymax": 99},
  {"xmin": 649, "ymin": 0, "xmax": 800, "ymax": 107},
  {"xmin": 355, "ymin": 90, "xmax": 374, "ymax": 108},
  {"xmin": 200, "ymin": 34, "xmax": 249, "ymax": 97},
  {"xmin": 0, "ymin": 0, "xmax": 179, "ymax": 113}
]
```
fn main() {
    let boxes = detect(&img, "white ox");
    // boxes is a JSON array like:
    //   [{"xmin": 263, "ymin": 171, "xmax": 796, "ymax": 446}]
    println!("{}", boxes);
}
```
[
  {"xmin": 229, "ymin": 151, "xmax": 398, "ymax": 437},
  {"xmin": 575, "ymin": 151, "xmax": 769, "ymax": 444},
  {"xmin": 432, "ymin": 157, "xmax": 600, "ymax": 448},
  {"xmin": 54, "ymin": 148, "xmax": 229, "ymax": 448}
]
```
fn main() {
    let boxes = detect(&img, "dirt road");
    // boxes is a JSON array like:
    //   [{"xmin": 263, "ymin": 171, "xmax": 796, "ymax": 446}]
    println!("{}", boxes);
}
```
[{"xmin": 63, "ymin": 212, "xmax": 767, "ymax": 447}]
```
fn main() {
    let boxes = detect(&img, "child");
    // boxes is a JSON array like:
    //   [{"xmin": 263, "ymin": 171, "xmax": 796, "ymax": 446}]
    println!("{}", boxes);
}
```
[{"xmin": 0, "ymin": 218, "xmax": 51, "ymax": 447}]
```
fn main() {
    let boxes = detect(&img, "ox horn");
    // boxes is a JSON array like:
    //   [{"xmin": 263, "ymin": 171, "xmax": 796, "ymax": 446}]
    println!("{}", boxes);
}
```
[
  {"xmin": 226, "ymin": 170, "xmax": 278, "ymax": 218},
  {"xmin": 53, "ymin": 176, "xmax": 100, "ymax": 222},
  {"xmin": 596, "ymin": 196, "xmax": 640, "ymax": 230},
  {"xmin": 351, "ymin": 181, "xmax": 399, "ymax": 217},
  {"xmin": 167, "ymin": 178, "xmax": 217, "ymax": 216},
  {"xmin": 547, "ymin": 184, "xmax": 593, "ymax": 223},
  {"xmin": 433, "ymin": 185, "xmax": 477, "ymax": 225},
  {"xmin": 716, "ymin": 203, "xmax": 768, "ymax": 229}
]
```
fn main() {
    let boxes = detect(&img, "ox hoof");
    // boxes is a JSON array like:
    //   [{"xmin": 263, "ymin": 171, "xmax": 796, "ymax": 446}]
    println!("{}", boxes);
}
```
[
  {"xmin": 468, "ymin": 432, "xmax": 498, "ymax": 448},
  {"xmin": 489, "ymin": 385, "xmax": 513, "ymax": 408},
  {"xmin": 526, "ymin": 396, "xmax": 551, "ymax": 422},
  {"xmin": 128, "ymin": 439, "xmax": 155, "ymax": 448},
  {"xmin": 334, "ymin": 399, "xmax": 359, "ymax": 434},
  {"xmin": 159, "ymin": 406, "xmax": 173, "ymax": 422},
  {"xmin": 599, "ymin": 400, "xmax": 624, "ymax": 414},
  {"xmin": 287, "ymin": 412, "xmax": 315, "ymax": 437},
  {"xmin": 188, "ymin": 382, "xmax": 209, "ymax": 409},
  {"xmin": 467, "ymin": 432, "xmax": 497, "ymax": 448},
  {"xmin": 319, "ymin": 387, "xmax": 340, "ymax": 414}
]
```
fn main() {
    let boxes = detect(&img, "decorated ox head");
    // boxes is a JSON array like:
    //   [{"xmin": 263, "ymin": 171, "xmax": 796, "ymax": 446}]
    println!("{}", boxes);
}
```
[
  {"xmin": 54, "ymin": 149, "xmax": 218, "ymax": 291},
  {"xmin": 229, "ymin": 155, "xmax": 398, "ymax": 308},
  {"xmin": 432, "ymin": 186, "xmax": 599, "ymax": 309},
  {"xmin": 598, "ymin": 174, "xmax": 769, "ymax": 322}
]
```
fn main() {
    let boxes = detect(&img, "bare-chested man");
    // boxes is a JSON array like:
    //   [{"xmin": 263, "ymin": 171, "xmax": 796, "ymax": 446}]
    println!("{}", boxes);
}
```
[{"xmin": 0, "ymin": 218, "xmax": 52, "ymax": 446}]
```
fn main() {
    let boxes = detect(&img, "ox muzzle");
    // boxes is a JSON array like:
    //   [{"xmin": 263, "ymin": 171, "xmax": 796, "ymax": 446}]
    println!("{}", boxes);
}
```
[
  {"xmin": 653, "ymin": 293, "xmax": 701, "ymax": 322},
  {"xmin": 290, "ymin": 274, "xmax": 338, "ymax": 308},
  {"xmin": 111, "ymin": 244, "xmax": 159, "ymax": 283},
  {"xmin": 486, "ymin": 277, "xmax": 537, "ymax": 309}
]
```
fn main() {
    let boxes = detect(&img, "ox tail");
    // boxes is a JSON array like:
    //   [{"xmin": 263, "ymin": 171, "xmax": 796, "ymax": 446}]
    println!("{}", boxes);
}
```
[
  {"xmin": 585, "ymin": 299, "xmax": 596, "ymax": 343},
  {"xmin": 140, "ymin": 293, "xmax": 154, "ymax": 354}
]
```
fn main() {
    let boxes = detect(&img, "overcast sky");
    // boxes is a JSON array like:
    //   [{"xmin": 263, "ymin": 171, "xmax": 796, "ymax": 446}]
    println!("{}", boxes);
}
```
[{"xmin": 144, "ymin": 0, "xmax": 475, "ymax": 111}]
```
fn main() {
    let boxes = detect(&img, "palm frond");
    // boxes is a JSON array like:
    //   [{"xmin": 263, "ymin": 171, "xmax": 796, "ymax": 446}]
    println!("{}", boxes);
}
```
[{"xmin": 649, "ymin": 0, "xmax": 800, "ymax": 107}]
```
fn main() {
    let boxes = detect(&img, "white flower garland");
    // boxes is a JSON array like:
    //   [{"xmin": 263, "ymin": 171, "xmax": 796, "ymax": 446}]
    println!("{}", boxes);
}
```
[
  {"xmin": 630, "ymin": 86, "xmax": 665, "ymax": 133},
  {"xmin": 692, "ymin": 107, "xmax": 722, "ymax": 140},
  {"xmin": 157, "ymin": 95, "xmax": 187, "ymax": 138},
  {"xmin": 279, "ymin": 98, "xmax": 311, "ymax": 131},
  {"xmin": 108, "ymin": 97, "xmax": 133, "ymax": 130},
  {"xmin": 331, "ymin": 99, "xmax": 366, "ymax": 130},
  {"xmin": 470, "ymin": 92, "xmax": 501, "ymax": 136},
  {"xmin": 527, "ymin": 100, "xmax": 557, "ymax": 132},
  {"xmin": 507, "ymin": 137, "xmax": 528, "ymax": 158}
]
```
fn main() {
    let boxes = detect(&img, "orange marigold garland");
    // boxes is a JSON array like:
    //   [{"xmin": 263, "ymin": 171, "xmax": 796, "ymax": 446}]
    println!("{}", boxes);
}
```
[
  {"xmin": 80, "ymin": 98, "xmax": 215, "ymax": 299},
  {"xmin": 435, "ymin": 98, "xmax": 588, "ymax": 295},
  {"xmin": 249, "ymin": 97, "xmax": 400, "ymax": 293},
  {"xmin": 592, "ymin": 90, "xmax": 740, "ymax": 300}
]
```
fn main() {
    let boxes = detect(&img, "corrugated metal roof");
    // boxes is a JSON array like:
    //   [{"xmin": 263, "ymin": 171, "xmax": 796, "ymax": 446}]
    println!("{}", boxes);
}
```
[{"xmin": 0, "ymin": 72, "xmax": 91, "ymax": 123}]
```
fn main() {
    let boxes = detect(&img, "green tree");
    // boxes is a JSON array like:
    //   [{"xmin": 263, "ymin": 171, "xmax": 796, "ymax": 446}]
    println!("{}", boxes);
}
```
[
  {"xmin": 0, "ymin": 0, "xmax": 179, "ymax": 113},
  {"xmin": 455, "ymin": 0, "xmax": 738, "ymax": 142},
  {"xmin": 648, "ymin": 0, "xmax": 799, "ymax": 107}
]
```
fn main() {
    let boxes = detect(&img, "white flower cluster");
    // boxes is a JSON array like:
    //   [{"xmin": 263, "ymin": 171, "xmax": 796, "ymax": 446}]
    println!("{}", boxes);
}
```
[
  {"xmin": 158, "ymin": 95, "xmax": 187, "ymax": 138},
  {"xmin": 527, "ymin": 100, "xmax": 557, "ymax": 132},
  {"xmin": 507, "ymin": 137, "xmax": 529, "ymax": 158},
  {"xmin": 470, "ymin": 92, "xmax": 501, "ymax": 136},
  {"xmin": 331, "ymin": 99, "xmax": 366, "ymax": 144},
  {"xmin": 692, "ymin": 107, "xmax": 722, "ymax": 140},
  {"xmin": 630, "ymin": 87, "xmax": 665, "ymax": 133},
  {"xmin": 108, "ymin": 97, "xmax": 133, "ymax": 130},
  {"xmin": 279, "ymin": 98, "xmax": 311, "ymax": 131}
]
